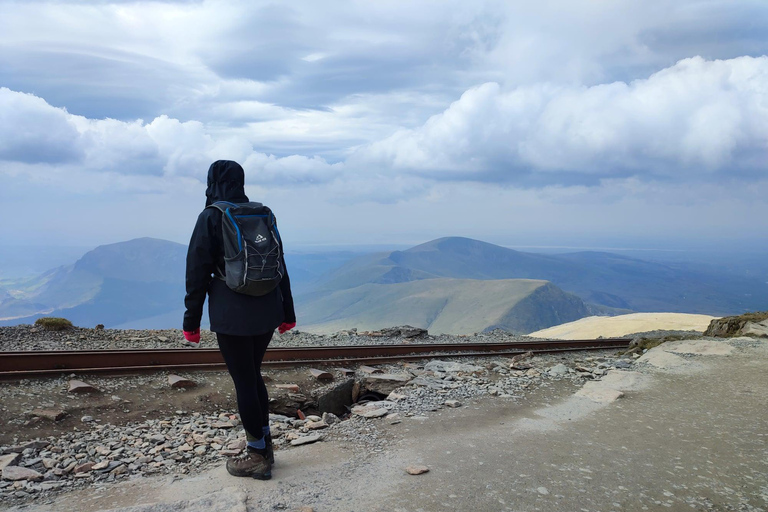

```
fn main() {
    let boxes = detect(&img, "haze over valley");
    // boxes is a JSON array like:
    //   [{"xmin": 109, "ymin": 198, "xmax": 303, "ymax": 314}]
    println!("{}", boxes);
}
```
[{"xmin": 2, "ymin": 237, "xmax": 766, "ymax": 335}]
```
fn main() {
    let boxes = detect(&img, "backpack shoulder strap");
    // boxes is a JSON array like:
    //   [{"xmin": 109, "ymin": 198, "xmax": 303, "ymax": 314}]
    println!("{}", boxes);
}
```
[{"xmin": 207, "ymin": 201, "xmax": 264, "ymax": 212}]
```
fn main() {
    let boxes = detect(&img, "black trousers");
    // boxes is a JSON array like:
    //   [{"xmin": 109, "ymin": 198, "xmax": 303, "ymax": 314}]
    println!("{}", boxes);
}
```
[{"xmin": 216, "ymin": 331, "xmax": 273, "ymax": 441}]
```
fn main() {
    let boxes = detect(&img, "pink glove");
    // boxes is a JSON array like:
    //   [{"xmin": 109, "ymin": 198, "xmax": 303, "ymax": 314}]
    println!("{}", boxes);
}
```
[
  {"xmin": 183, "ymin": 328, "xmax": 200, "ymax": 344},
  {"xmin": 278, "ymin": 322, "xmax": 296, "ymax": 334}
]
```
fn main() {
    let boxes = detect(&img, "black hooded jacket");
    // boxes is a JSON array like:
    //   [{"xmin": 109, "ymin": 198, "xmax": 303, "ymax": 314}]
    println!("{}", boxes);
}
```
[{"xmin": 183, "ymin": 160, "xmax": 296, "ymax": 335}]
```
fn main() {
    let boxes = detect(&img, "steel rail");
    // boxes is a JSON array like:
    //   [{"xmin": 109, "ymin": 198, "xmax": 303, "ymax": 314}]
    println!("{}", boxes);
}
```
[{"xmin": 0, "ymin": 339, "xmax": 629, "ymax": 378}]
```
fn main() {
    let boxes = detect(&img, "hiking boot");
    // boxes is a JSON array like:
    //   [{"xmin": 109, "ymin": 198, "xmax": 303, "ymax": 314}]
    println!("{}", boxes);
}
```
[
  {"xmin": 265, "ymin": 434, "xmax": 274, "ymax": 465},
  {"xmin": 226, "ymin": 448, "xmax": 271, "ymax": 479}
]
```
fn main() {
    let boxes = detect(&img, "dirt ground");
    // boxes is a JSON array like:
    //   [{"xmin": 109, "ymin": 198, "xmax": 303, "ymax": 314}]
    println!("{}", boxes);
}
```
[
  {"xmin": 0, "ymin": 365, "xmax": 331, "ymax": 446},
  {"xmin": 5, "ymin": 337, "xmax": 766, "ymax": 512}
]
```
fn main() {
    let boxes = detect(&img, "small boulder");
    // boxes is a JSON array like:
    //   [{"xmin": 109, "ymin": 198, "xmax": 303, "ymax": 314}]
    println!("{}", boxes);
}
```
[
  {"xmin": 168, "ymin": 375, "xmax": 197, "ymax": 388},
  {"xmin": 444, "ymin": 400, "xmax": 462, "ymax": 408}
]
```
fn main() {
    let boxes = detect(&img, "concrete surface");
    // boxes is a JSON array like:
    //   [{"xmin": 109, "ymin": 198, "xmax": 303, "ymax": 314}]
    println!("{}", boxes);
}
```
[{"xmin": 6, "ymin": 338, "xmax": 767, "ymax": 512}]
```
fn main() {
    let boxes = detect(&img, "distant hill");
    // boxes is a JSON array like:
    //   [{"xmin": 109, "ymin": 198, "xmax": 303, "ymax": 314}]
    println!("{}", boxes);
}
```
[
  {"xmin": 301, "ymin": 279, "xmax": 590, "ymax": 335},
  {"xmin": 0, "ymin": 238, "xmax": 187, "ymax": 328},
  {"xmin": 3, "ymin": 235, "xmax": 766, "ymax": 331},
  {"xmin": 301, "ymin": 237, "xmax": 768, "ymax": 315}
]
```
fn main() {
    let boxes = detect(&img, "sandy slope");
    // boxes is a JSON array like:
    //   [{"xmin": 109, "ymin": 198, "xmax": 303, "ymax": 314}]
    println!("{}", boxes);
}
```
[{"xmin": 529, "ymin": 312, "xmax": 717, "ymax": 339}]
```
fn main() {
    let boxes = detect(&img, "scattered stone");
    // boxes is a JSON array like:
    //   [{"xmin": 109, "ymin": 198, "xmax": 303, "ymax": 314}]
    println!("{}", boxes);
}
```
[
  {"xmin": 405, "ymin": 465, "xmax": 430, "ymax": 475},
  {"xmin": 510, "ymin": 351, "xmax": 534, "ymax": 363},
  {"xmin": 92, "ymin": 461, "xmax": 110, "ymax": 471},
  {"xmin": 321, "ymin": 412, "xmax": 340, "ymax": 425},
  {"xmin": 444, "ymin": 400, "xmax": 462, "ymax": 408},
  {"xmin": 80, "ymin": 415, "xmax": 94, "ymax": 423},
  {"xmin": 309, "ymin": 369, "xmax": 333, "ymax": 380},
  {"xmin": 68, "ymin": 380, "xmax": 98, "ymax": 394},
  {"xmin": 424, "ymin": 361, "xmax": 483, "ymax": 373},
  {"xmin": 2, "ymin": 466, "xmax": 43, "ymax": 482},
  {"xmin": 73, "ymin": 462, "xmax": 95, "ymax": 474},
  {"xmin": 290, "ymin": 435, "xmax": 322, "ymax": 446},
  {"xmin": 275, "ymin": 384, "xmax": 301, "ymax": 393},
  {"xmin": 168, "ymin": 375, "xmax": 197, "ymax": 388},
  {"xmin": 548, "ymin": 363, "xmax": 568, "ymax": 376},
  {"xmin": 537, "ymin": 486, "xmax": 549, "ymax": 495},
  {"xmin": 306, "ymin": 421, "xmax": 329, "ymax": 430},
  {"xmin": 0, "ymin": 454, "xmax": 21, "ymax": 471}
]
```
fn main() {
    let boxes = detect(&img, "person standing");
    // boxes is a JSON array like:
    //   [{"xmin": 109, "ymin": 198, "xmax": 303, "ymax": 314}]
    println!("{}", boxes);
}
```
[{"xmin": 182, "ymin": 160, "xmax": 296, "ymax": 480}]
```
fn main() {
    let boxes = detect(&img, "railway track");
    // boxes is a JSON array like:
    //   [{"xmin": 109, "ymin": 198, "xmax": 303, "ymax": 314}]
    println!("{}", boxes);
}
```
[{"xmin": 0, "ymin": 339, "xmax": 629, "ymax": 378}]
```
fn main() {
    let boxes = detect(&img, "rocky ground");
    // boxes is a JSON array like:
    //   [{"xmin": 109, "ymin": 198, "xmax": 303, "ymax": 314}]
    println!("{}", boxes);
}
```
[
  {"xmin": 1, "ymin": 324, "xmax": 765, "ymax": 511},
  {"xmin": 0, "ymin": 324, "xmax": 546, "ymax": 352}
]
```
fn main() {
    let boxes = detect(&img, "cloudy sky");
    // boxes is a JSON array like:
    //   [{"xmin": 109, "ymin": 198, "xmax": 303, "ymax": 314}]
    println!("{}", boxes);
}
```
[{"xmin": 1, "ymin": 0, "xmax": 767, "ymax": 251}]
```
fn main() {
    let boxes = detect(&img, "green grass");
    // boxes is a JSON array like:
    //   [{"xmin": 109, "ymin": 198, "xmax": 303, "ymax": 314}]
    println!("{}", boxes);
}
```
[{"xmin": 35, "ymin": 317, "xmax": 74, "ymax": 331}]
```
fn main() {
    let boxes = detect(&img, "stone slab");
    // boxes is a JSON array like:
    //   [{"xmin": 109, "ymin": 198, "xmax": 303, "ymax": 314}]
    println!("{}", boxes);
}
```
[
  {"xmin": 290, "ymin": 435, "xmax": 322, "ymax": 446},
  {"xmin": 313, "ymin": 378, "xmax": 354, "ymax": 416},
  {"xmin": 574, "ymin": 383, "xmax": 625, "ymax": 403},
  {"xmin": 362, "ymin": 373, "xmax": 412, "ymax": 395},
  {"xmin": 663, "ymin": 340, "xmax": 735, "ymax": 356},
  {"xmin": 2, "ymin": 465, "xmax": 43, "ymax": 481},
  {"xmin": 636, "ymin": 349, "xmax": 687, "ymax": 369}
]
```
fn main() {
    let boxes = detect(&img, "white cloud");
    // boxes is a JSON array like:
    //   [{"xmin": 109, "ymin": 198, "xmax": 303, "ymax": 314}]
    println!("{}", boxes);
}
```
[{"xmin": 356, "ymin": 56, "xmax": 768, "ymax": 181}]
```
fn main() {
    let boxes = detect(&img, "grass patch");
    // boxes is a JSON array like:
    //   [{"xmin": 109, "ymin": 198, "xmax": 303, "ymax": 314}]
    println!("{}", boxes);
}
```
[
  {"xmin": 724, "ymin": 311, "xmax": 768, "ymax": 323},
  {"xmin": 35, "ymin": 317, "xmax": 74, "ymax": 331}
]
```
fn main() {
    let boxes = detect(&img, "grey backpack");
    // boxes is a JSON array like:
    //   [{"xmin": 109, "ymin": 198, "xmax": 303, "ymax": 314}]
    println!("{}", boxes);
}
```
[{"xmin": 207, "ymin": 201, "xmax": 283, "ymax": 296}]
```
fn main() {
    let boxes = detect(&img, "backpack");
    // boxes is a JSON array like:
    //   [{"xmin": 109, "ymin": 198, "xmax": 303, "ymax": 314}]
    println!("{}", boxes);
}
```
[{"xmin": 207, "ymin": 201, "xmax": 283, "ymax": 296}]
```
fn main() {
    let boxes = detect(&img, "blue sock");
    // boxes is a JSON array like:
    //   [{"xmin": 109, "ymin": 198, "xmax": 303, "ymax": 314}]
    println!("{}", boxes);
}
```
[
  {"xmin": 247, "ymin": 437, "xmax": 266, "ymax": 450},
  {"xmin": 262, "ymin": 426, "xmax": 270, "ymax": 437}
]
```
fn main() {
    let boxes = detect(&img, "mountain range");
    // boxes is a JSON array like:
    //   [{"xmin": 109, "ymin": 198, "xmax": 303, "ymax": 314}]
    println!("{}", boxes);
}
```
[{"xmin": 2, "ymin": 236, "xmax": 767, "ymax": 333}]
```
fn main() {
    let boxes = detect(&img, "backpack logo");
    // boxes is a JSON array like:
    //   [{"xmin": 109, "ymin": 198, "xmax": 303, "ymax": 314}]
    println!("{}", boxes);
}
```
[{"xmin": 254, "ymin": 234, "xmax": 267, "ymax": 244}]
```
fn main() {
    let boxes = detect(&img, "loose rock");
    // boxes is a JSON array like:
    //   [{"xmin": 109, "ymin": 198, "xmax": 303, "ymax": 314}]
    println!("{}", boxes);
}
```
[
  {"xmin": 406, "ymin": 465, "xmax": 430, "ymax": 475},
  {"xmin": 68, "ymin": 380, "xmax": 98, "ymax": 394}
]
